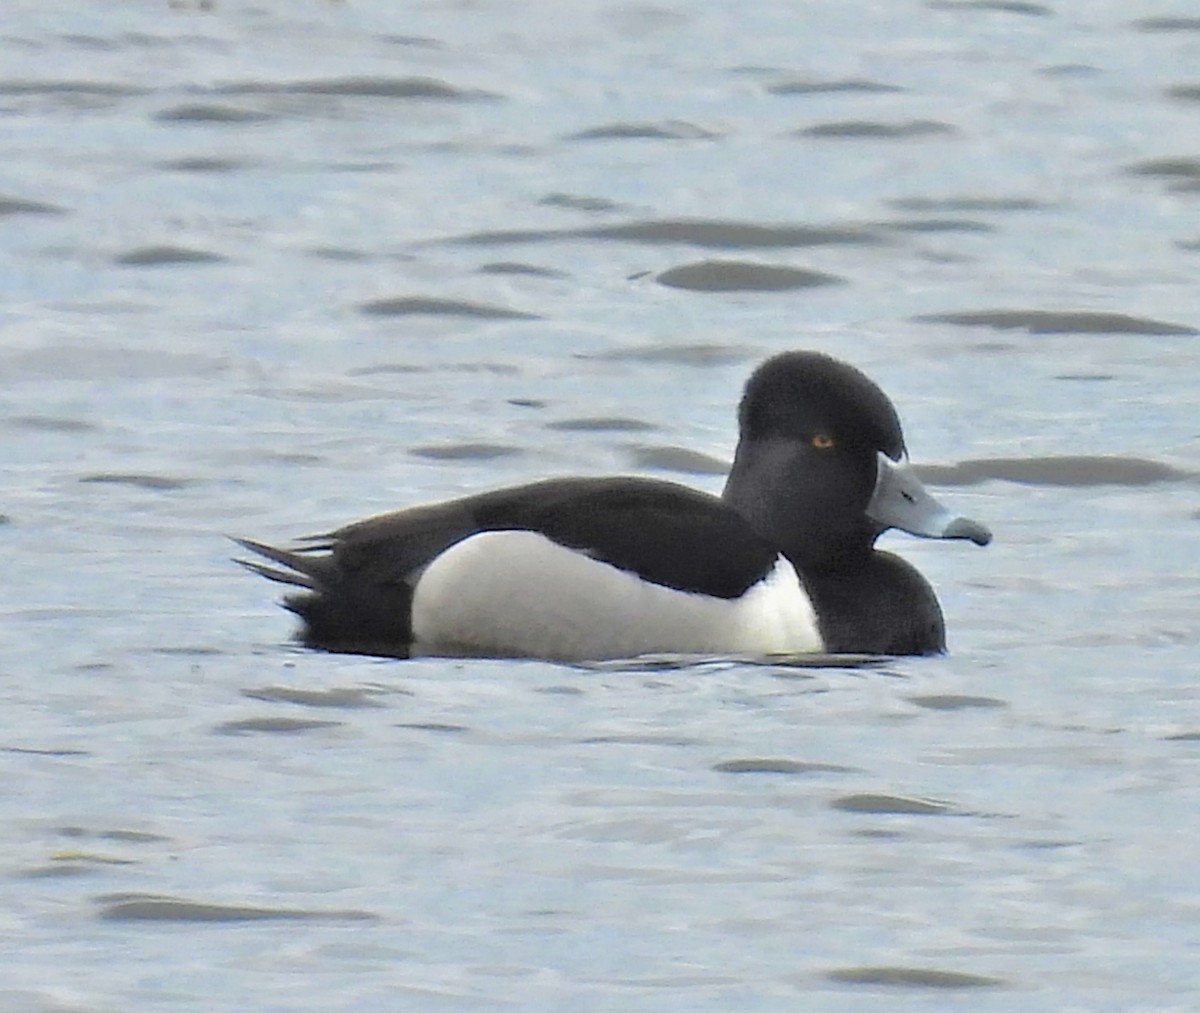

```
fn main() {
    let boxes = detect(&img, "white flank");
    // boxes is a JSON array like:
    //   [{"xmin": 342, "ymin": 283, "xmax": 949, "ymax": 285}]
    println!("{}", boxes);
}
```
[{"xmin": 409, "ymin": 530, "xmax": 823, "ymax": 661}]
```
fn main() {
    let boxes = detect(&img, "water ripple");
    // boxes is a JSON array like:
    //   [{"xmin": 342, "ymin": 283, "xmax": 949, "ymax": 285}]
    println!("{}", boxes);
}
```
[
  {"xmin": 831, "ymin": 794, "xmax": 955, "ymax": 815},
  {"xmin": 0, "ymin": 194, "xmax": 65, "ymax": 215},
  {"xmin": 713, "ymin": 758, "xmax": 859, "ymax": 774},
  {"xmin": 445, "ymin": 218, "xmax": 887, "ymax": 249},
  {"xmin": 411, "ymin": 443, "xmax": 523, "ymax": 462},
  {"xmin": 154, "ymin": 103, "xmax": 277, "ymax": 123},
  {"xmin": 628, "ymin": 446, "xmax": 729, "ymax": 475},
  {"xmin": 213, "ymin": 76, "xmax": 498, "ymax": 101},
  {"xmin": 928, "ymin": 0, "xmax": 1050, "ymax": 14},
  {"xmin": 799, "ymin": 119, "xmax": 957, "ymax": 139},
  {"xmin": 97, "ymin": 894, "xmax": 378, "ymax": 923},
  {"xmin": 214, "ymin": 717, "xmax": 343, "ymax": 735},
  {"xmin": 915, "ymin": 456, "xmax": 1192, "ymax": 486},
  {"xmin": 915, "ymin": 309, "xmax": 1198, "ymax": 335},
  {"xmin": 825, "ymin": 965, "xmax": 1007, "ymax": 989},
  {"xmin": 359, "ymin": 296, "xmax": 539, "ymax": 320},
  {"xmin": 767, "ymin": 78, "xmax": 903, "ymax": 95},
  {"xmin": 241, "ymin": 686, "xmax": 386, "ymax": 709},
  {"xmin": 115, "ymin": 245, "xmax": 228, "ymax": 266},
  {"xmin": 566, "ymin": 121, "xmax": 718, "ymax": 141},
  {"xmin": 655, "ymin": 260, "xmax": 844, "ymax": 291}
]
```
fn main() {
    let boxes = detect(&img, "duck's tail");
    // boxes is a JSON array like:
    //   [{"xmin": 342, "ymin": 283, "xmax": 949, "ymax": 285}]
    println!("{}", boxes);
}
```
[{"xmin": 233, "ymin": 536, "xmax": 413, "ymax": 658}]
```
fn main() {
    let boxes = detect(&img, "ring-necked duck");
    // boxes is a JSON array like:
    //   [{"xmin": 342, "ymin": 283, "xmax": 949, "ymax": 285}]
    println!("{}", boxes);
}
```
[{"xmin": 238, "ymin": 350, "xmax": 990, "ymax": 660}]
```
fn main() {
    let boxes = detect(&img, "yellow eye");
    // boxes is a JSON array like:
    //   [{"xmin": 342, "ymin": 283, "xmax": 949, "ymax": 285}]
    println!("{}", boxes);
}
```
[{"xmin": 811, "ymin": 433, "xmax": 835, "ymax": 449}]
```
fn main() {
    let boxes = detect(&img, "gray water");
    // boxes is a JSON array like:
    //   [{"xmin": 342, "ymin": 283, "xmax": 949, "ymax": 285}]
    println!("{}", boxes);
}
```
[{"xmin": 3, "ymin": 1, "xmax": 1200, "ymax": 1009}]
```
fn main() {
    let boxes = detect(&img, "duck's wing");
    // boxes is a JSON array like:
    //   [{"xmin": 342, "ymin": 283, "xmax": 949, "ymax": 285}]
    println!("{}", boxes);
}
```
[{"xmin": 469, "ymin": 477, "xmax": 779, "ymax": 599}]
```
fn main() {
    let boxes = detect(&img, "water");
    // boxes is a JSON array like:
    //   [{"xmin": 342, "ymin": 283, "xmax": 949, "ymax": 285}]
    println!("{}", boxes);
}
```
[{"xmin": 2, "ymin": 0, "xmax": 1199, "ymax": 1008}]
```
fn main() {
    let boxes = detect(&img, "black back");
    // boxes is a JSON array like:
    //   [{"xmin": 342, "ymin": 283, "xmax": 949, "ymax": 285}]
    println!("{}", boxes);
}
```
[{"xmin": 473, "ymin": 478, "xmax": 778, "ymax": 599}]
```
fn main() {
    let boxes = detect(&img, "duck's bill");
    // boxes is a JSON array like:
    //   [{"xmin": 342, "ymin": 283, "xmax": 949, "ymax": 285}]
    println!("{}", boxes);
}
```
[{"xmin": 867, "ymin": 453, "xmax": 992, "ymax": 546}]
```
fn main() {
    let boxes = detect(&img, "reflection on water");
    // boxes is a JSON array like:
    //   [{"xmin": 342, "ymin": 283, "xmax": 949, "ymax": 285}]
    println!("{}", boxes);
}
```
[{"xmin": 2, "ymin": 0, "xmax": 1200, "ymax": 1009}]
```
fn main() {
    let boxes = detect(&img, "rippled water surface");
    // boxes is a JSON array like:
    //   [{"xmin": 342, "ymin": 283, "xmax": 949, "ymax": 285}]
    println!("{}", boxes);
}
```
[{"xmin": 3, "ymin": 1, "xmax": 1200, "ymax": 1009}]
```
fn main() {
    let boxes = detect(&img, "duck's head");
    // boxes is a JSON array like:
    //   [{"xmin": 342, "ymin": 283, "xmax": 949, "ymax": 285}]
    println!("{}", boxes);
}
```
[{"xmin": 722, "ymin": 350, "xmax": 991, "ymax": 571}]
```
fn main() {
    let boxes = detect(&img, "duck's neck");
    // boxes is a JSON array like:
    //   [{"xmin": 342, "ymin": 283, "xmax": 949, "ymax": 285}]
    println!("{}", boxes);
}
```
[{"xmin": 722, "ymin": 438, "xmax": 877, "ymax": 572}]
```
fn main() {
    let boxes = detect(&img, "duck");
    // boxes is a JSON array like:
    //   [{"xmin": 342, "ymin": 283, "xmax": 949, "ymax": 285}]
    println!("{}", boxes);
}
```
[{"xmin": 237, "ymin": 350, "xmax": 990, "ymax": 661}]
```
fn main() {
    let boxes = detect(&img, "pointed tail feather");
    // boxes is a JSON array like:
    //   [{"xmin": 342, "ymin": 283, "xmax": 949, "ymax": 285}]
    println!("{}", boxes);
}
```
[{"xmin": 232, "ymin": 537, "xmax": 321, "ymax": 589}]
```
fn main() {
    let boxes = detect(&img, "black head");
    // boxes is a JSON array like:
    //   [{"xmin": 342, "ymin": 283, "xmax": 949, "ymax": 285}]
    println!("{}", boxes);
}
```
[
  {"xmin": 736, "ymin": 351, "xmax": 905, "ymax": 458},
  {"xmin": 723, "ymin": 351, "xmax": 909, "ymax": 570}
]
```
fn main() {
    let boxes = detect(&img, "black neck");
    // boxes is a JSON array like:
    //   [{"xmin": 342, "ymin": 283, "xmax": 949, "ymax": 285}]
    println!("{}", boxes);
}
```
[{"xmin": 722, "ymin": 437, "xmax": 878, "ymax": 572}]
